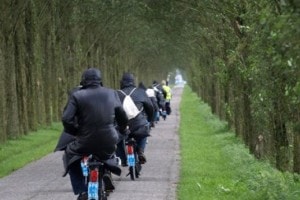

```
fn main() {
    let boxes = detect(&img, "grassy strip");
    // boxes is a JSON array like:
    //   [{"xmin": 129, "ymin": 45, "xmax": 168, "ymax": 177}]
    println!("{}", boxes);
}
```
[
  {"xmin": 0, "ymin": 123, "xmax": 62, "ymax": 178},
  {"xmin": 178, "ymin": 86, "xmax": 300, "ymax": 200}
]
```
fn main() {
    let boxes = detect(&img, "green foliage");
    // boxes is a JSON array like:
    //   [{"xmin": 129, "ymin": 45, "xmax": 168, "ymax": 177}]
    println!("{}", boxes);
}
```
[
  {"xmin": 169, "ymin": 0, "xmax": 300, "ymax": 172},
  {"xmin": 178, "ymin": 86, "xmax": 300, "ymax": 199},
  {"xmin": 0, "ymin": 0, "xmax": 299, "ymax": 173},
  {"xmin": 0, "ymin": 123, "xmax": 62, "ymax": 178}
]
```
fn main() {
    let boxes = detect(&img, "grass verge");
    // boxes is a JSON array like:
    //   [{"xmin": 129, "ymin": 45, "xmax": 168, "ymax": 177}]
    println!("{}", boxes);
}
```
[
  {"xmin": 178, "ymin": 86, "xmax": 300, "ymax": 200},
  {"xmin": 0, "ymin": 123, "xmax": 62, "ymax": 178}
]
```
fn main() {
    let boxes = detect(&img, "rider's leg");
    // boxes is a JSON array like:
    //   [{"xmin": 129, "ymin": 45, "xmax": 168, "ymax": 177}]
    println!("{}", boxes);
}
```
[
  {"xmin": 116, "ymin": 139, "xmax": 127, "ymax": 166},
  {"xmin": 100, "ymin": 146, "xmax": 117, "ymax": 191},
  {"xmin": 136, "ymin": 137, "xmax": 147, "ymax": 164},
  {"xmin": 103, "ymin": 170, "xmax": 115, "ymax": 191},
  {"xmin": 68, "ymin": 160, "xmax": 87, "ymax": 195},
  {"xmin": 136, "ymin": 137, "xmax": 147, "ymax": 151},
  {"xmin": 166, "ymin": 101, "xmax": 171, "ymax": 115}
]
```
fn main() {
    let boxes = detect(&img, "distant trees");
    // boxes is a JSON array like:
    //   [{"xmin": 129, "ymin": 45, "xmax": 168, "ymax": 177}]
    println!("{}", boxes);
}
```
[
  {"xmin": 161, "ymin": 0, "xmax": 300, "ymax": 173},
  {"xmin": 0, "ymin": 0, "xmax": 299, "ymax": 173},
  {"xmin": 0, "ymin": 0, "xmax": 172, "ymax": 143}
]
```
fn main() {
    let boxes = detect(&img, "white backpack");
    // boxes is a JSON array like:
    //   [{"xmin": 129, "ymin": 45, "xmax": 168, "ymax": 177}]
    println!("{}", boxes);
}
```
[{"xmin": 119, "ymin": 88, "xmax": 142, "ymax": 120}]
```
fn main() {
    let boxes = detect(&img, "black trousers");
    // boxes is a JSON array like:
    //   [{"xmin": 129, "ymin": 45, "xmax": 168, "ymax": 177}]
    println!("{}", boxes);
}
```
[
  {"xmin": 67, "ymin": 146, "xmax": 115, "ymax": 195},
  {"xmin": 68, "ymin": 159, "xmax": 87, "ymax": 195}
]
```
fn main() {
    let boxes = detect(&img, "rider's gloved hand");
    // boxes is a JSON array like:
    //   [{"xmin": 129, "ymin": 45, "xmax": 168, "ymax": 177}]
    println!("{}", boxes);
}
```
[
  {"xmin": 116, "ymin": 125, "xmax": 130, "ymax": 136},
  {"xmin": 121, "ymin": 126, "xmax": 130, "ymax": 136}
]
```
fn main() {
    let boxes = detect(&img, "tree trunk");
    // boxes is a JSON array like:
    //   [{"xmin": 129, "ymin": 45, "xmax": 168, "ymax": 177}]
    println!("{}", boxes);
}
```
[
  {"xmin": 5, "ymin": 35, "xmax": 20, "ymax": 138},
  {"xmin": 0, "ymin": 37, "xmax": 7, "ymax": 142},
  {"xmin": 1, "ymin": 0, "xmax": 23, "ymax": 139},
  {"xmin": 294, "ymin": 124, "xmax": 300, "ymax": 173},
  {"xmin": 273, "ymin": 99, "xmax": 290, "ymax": 171},
  {"xmin": 14, "ymin": 18, "xmax": 29, "ymax": 135},
  {"xmin": 243, "ymin": 80, "xmax": 254, "ymax": 153},
  {"xmin": 49, "ymin": 0, "xmax": 59, "ymax": 122},
  {"xmin": 43, "ymin": 32, "xmax": 52, "ymax": 126},
  {"xmin": 25, "ymin": 0, "xmax": 38, "ymax": 131}
]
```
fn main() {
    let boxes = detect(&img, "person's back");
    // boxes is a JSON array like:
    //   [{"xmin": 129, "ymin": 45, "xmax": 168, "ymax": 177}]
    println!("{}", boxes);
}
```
[
  {"xmin": 152, "ymin": 80, "xmax": 166, "ymax": 109},
  {"xmin": 63, "ymin": 70, "xmax": 127, "ymax": 152},
  {"xmin": 117, "ymin": 74, "xmax": 154, "ymax": 134},
  {"xmin": 161, "ymin": 80, "xmax": 172, "ymax": 115},
  {"xmin": 69, "ymin": 86, "xmax": 121, "ymax": 148},
  {"xmin": 145, "ymin": 86, "xmax": 160, "ymax": 124},
  {"xmin": 61, "ymin": 68, "xmax": 128, "ymax": 199},
  {"xmin": 153, "ymin": 80, "xmax": 167, "ymax": 119},
  {"xmin": 162, "ymin": 80, "xmax": 171, "ymax": 101},
  {"xmin": 116, "ymin": 73, "xmax": 154, "ymax": 165}
]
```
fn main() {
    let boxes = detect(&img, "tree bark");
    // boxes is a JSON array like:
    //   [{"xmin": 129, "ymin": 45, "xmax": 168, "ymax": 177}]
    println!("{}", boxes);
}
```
[
  {"xmin": 5, "ymin": 34, "xmax": 20, "ymax": 138},
  {"xmin": 24, "ymin": 0, "xmax": 38, "ymax": 131},
  {"xmin": 294, "ymin": 122, "xmax": 300, "ymax": 173},
  {"xmin": 273, "ymin": 100, "xmax": 290, "ymax": 171},
  {"xmin": 0, "ymin": 37, "xmax": 7, "ymax": 142},
  {"xmin": 14, "ymin": 16, "xmax": 29, "ymax": 135}
]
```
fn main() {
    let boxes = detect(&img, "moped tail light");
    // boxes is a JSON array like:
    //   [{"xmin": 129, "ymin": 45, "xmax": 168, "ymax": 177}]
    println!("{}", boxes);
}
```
[
  {"xmin": 90, "ymin": 169, "xmax": 98, "ymax": 182},
  {"xmin": 127, "ymin": 145, "xmax": 134, "ymax": 154}
]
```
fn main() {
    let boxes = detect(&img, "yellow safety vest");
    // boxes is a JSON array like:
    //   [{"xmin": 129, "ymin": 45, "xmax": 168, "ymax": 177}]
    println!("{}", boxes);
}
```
[{"xmin": 162, "ymin": 85, "xmax": 172, "ymax": 101}]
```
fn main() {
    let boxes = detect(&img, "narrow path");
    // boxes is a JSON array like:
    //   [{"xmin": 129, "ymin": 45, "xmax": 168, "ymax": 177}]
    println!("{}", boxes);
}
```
[{"xmin": 0, "ymin": 87, "xmax": 183, "ymax": 200}]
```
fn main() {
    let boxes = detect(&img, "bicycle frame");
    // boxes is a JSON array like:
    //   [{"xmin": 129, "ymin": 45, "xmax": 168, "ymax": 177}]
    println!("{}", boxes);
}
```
[
  {"xmin": 125, "ymin": 138, "xmax": 141, "ymax": 180},
  {"xmin": 81, "ymin": 155, "xmax": 107, "ymax": 200}
]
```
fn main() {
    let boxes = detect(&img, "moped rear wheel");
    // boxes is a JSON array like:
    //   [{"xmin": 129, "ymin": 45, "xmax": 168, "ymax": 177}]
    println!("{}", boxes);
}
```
[
  {"xmin": 129, "ymin": 166, "xmax": 135, "ymax": 180},
  {"xmin": 99, "ymin": 180, "xmax": 108, "ymax": 200},
  {"xmin": 101, "ymin": 193, "xmax": 107, "ymax": 200}
]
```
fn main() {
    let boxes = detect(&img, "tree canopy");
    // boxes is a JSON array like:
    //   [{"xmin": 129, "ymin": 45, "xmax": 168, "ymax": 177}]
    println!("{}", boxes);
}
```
[{"xmin": 0, "ymin": 0, "xmax": 299, "ymax": 173}]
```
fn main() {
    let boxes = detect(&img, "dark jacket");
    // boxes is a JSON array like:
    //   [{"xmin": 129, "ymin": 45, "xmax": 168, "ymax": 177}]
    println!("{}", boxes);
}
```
[
  {"xmin": 146, "ymin": 88, "xmax": 159, "ymax": 113},
  {"xmin": 54, "ymin": 86, "xmax": 81, "ymax": 152},
  {"xmin": 61, "ymin": 68, "xmax": 128, "ymax": 175},
  {"xmin": 62, "ymin": 86, "xmax": 127, "ymax": 148},
  {"xmin": 153, "ymin": 82, "xmax": 166, "ymax": 110},
  {"xmin": 117, "ymin": 74, "xmax": 154, "ymax": 138}
]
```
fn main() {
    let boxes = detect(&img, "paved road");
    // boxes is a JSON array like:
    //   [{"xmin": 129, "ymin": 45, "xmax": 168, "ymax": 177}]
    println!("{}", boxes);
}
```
[{"xmin": 0, "ymin": 87, "xmax": 183, "ymax": 200}]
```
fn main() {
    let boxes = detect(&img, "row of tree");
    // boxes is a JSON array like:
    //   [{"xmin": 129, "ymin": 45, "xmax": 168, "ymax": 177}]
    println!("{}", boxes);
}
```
[
  {"xmin": 0, "ymin": 0, "xmax": 299, "ymax": 173},
  {"xmin": 164, "ymin": 1, "xmax": 299, "ymax": 173},
  {"xmin": 0, "ymin": 0, "xmax": 174, "ymax": 142}
]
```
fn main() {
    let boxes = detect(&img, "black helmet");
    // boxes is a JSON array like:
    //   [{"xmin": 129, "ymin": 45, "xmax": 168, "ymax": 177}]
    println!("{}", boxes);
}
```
[
  {"xmin": 80, "ymin": 68, "xmax": 102, "ymax": 86},
  {"xmin": 120, "ymin": 72, "xmax": 135, "ymax": 88}
]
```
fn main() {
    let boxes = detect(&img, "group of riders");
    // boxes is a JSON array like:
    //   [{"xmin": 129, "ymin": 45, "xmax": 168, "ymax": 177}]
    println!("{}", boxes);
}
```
[{"xmin": 54, "ymin": 68, "xmax": 172, "ymax": 200}]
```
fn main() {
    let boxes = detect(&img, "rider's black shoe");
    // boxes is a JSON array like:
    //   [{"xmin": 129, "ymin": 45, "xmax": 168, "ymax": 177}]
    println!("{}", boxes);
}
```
[
  {"xmin": 150, "ymin": 121, "xmax": 155, "ymax": 128},
  {"xmin": 103, "ymin": 172, "xmax": 115, "ymax": 192},
  {"xmin": 77, "ymin": 192, "xmax": 88, "ymax": 200},
  {"xmin": 136, "ymin": 163, "xmax": 142, "ymax": 175},
  {"xmin": 138, "ymin": 151, "xmax": 147, "ymax": 164}
]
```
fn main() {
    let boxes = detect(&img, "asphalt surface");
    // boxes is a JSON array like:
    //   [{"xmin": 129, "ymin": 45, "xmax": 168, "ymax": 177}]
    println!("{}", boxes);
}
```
[{"xmin": 0, "ymin": 86, "xmax": 183, "ymax": 200}]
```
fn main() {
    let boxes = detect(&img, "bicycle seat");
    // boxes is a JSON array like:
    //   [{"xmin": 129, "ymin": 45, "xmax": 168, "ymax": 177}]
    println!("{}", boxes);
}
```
[{"xmin": 88, "ymin": 155, "xmax": 121, "ymax": 176}]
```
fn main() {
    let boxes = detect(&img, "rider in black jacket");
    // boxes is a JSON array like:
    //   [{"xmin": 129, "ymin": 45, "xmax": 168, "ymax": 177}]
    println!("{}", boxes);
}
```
[
  {"xmin": 116, "ymin": 73, "xmax": 154, "ymax": 165},
  {"xmin": 61, "ymin": 68, "xmax": 128, "ymax": 199},
  {"xmin": 152, "ymin": 80, "xmax": 167, "ymax": 120}
]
